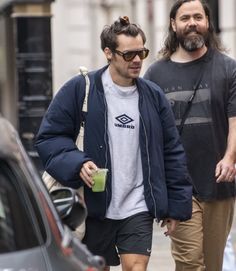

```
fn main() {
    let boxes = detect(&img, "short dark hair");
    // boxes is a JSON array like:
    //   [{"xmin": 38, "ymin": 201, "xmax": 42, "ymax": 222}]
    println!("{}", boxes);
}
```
[
  {"xmin": 100, "ymin": 16, "xmax": 146, "ymax": 52},
  {"xmin": 159, "ymin": 0, "xmax": 224, "ymax": 59}
]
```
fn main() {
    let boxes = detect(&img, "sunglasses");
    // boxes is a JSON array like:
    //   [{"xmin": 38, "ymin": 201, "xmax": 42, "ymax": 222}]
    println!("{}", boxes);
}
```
[{"xmin": 113, "ymin": 48, "xmax": 149, "ymax": 62}]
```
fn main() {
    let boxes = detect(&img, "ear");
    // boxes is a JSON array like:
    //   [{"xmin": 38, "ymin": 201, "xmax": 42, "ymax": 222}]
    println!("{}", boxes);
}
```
[
  {"xmin": 171, "ymin": 18, "xmax": 176, "ymax": 32},
  {"xmin": 104, "ymin": 47, "xmax": 113, "ymax": 62}
]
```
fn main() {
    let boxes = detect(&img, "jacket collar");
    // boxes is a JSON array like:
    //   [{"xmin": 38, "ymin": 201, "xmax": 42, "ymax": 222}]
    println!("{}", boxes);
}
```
[
  {"xmin": 94, "ymin": 65, "xmax": 109, "ymax": 93},
  {"xmin": 94, "ymin": 64, "xmax": 144, "ymax": 94}
]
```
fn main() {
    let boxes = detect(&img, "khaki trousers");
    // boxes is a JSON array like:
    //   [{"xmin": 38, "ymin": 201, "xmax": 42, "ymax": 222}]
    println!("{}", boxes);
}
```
[{"xmin": 171, "ymin": 197, "xmax": 235, "ymax": 271}]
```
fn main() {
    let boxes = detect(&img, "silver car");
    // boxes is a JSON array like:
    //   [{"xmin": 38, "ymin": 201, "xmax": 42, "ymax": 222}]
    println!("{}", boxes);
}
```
[{"xmin": 0, "ymin": 116, "xmax": 105, "ymax": 271}]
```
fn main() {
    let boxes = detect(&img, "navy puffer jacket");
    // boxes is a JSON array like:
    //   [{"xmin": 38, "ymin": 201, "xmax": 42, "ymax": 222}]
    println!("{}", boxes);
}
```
[{"xmin": 36, "ymin": 66, "xmax": 192, "ymax": 221}]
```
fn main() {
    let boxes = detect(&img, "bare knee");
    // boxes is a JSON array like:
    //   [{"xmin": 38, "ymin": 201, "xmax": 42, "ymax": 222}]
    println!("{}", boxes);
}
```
[{"xmin": 120, "ymin": 254, "xmax": 149, "ymax": 271}]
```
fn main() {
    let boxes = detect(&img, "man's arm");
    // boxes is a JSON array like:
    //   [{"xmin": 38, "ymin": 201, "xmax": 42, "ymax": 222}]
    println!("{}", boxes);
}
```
[
  {"xmin": 215, "ymin": 116, "xmax": 236, "ymax": 182},
  {"xmin": 156, "ymin": 87, "xmax": 192, "ymax": 221},
  {"xmin": 35, "ymin": 77, "xmax": 91, "ymax": 187}
]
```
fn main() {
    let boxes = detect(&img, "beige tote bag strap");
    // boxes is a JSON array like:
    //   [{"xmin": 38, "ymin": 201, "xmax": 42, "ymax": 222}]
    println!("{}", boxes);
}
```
[
  {"xmin": 79, "ymin": 66, "xmax": 90, "ymax": 114},
  {"xmin": 76, "ymin": 66, "xmax": 90, "ymax": 150}
]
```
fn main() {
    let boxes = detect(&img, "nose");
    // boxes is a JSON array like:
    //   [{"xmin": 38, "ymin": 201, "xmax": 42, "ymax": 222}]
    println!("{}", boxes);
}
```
[
  {"xmin": 188, "ymin": 17, "xmax": 197, "ymax": 26},
  {"xmin": 132, "ymin": 54, "xmax": 141, "ymax": 62}
]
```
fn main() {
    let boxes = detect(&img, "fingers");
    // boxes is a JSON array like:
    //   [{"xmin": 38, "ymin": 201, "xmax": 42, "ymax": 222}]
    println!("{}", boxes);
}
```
[
  {"xmin": 226, "ymin": 168, "xmax": 236, "ymax": 182},
  {"xmin": 215, "ymin": 163, "xmax": 221, "ymax": 179},
  {"xmin": 215, "ymin": 163, "xmax": 236, "ymax": 183},
  {"xmin": 161, "ymin": 219, "xmax": 179, "ymax": 236},
  {"xmin": 79, "ymin": 161, "xmax": 98, "ymax": 188}
]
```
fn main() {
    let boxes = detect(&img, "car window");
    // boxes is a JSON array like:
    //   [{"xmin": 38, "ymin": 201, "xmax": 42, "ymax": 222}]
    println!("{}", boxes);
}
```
[{"xmin": 0, "ymin": 159, "xmax": 43, "ymax": 253}]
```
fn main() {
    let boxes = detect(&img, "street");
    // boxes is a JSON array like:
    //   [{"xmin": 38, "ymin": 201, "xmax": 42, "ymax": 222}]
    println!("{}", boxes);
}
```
[{"xmin": 111, "ymin": 213, "xmax": 236, "ymax": 271}]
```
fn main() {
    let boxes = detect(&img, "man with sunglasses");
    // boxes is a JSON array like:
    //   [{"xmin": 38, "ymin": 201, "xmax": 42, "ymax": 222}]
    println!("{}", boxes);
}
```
[{"xmin": 36, "ymin": 16, "xmax": 192, "ymax": 271}]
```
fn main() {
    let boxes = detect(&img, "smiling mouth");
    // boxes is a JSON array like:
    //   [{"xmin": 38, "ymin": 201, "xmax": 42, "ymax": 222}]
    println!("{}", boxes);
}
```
[
  {"xmin": 185, "ymin": 27, "xmax": 199, "ymax": 34},
  {"xmin": 186, "ymin": 30, "xmax": 198, "ymax": 35}
]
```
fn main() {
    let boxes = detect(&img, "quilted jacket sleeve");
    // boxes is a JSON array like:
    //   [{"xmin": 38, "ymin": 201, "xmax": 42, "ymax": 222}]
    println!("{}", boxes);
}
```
[{"xmin": 35, "ymin": 75, "xmax": 91, "ymax": 189}]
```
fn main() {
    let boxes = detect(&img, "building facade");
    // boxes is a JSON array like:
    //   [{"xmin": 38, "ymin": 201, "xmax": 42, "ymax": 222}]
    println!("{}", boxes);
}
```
[
  {"xmin": 0, "ymin": 0, "xmax": 235, "ymax": 172},
  {"xmin": 51, "ymin": 0, "xmax": 236, "ymax": 92}
]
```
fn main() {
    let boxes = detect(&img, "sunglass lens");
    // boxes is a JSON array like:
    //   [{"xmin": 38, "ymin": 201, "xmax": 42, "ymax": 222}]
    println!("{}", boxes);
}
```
[
  {"xmin": 124, "ymin": 51, "xmax": 137, "ymax": 61},
  {"xmin": 138, "ymin": 50, "xmax": 149, "ymax": 59},
  {"xmin": 124, "ymin": 50, "xmax": 149, "ymax": 61},
  {"xmin": 121, "ymin": 49, "xmax": 149, "ymax": 61}
]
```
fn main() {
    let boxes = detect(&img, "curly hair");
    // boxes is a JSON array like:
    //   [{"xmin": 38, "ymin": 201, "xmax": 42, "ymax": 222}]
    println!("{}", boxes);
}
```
[
  {"xmin": 100, "ymin": 16, "xmax": 146, "ymax": 52},
  {"xmin": 159, "ymin": 0, "xmax": 224, "ymax": 59}
]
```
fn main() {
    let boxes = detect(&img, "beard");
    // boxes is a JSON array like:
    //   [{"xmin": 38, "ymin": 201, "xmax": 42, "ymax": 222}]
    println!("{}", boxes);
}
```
[{"xmin": 176, "ymin": 27, "xmax": 207, "ymax": 52}]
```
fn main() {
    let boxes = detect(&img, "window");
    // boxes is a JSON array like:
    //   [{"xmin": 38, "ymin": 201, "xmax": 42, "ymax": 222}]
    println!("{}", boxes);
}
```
[{"xmin": 0, "ymin": 160, "xmax": 42, "ymax": 253}]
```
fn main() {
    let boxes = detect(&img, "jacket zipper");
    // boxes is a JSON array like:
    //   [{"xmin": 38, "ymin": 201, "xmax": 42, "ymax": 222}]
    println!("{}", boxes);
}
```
[
  {"xmin": 103, "ymin": 93, "xmax": 109, "ymax": 215},
  {"xmin": 140, "ymin": 113, "xmax": 158, "ymax": 221}
]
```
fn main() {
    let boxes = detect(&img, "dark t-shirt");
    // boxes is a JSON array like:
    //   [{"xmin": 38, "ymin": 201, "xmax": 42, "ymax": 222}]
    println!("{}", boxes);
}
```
[{"xmin": 144, "ymin": 49, "xmax": 236, "ymax": 200}]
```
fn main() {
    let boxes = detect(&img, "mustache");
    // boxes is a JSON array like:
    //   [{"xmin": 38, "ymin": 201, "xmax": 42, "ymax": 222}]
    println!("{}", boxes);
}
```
[{"xmin": 185, "ymin": 26, "xmax": 200, "ymax": 35}]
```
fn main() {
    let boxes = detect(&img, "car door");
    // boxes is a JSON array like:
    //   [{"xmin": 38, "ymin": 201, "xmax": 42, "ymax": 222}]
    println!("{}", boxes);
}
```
[{"xmin": 0, "ymin": 159, "xmax": 49, "ymax": 270}]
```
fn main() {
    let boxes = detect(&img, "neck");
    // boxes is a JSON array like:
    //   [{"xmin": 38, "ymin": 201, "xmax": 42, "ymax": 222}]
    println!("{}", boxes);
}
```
[
  {"xmin": 171, "ymin": 45, "xmax": 208, "ymax": 63},
  {"xmin": 109, "ymin": 66, "xmax": 135, "ymax": 87}
]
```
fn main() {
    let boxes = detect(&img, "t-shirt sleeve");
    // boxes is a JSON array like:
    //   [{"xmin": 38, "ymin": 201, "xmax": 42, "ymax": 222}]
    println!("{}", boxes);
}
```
[{"xmin": 227, "ymin": 61, "xmax": 236, "ymax": 117}]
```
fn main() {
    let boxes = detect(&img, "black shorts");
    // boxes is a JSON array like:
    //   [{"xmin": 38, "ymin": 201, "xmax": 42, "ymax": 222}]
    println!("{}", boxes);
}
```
[{"xmin": 82, "ymin": 212, "xmax": 153, "ymax": 266}]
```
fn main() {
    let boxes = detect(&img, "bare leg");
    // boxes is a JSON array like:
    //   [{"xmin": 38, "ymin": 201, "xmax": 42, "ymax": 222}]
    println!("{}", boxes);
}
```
[{"xmin": 120, "ymin": 254, "xmax": 149, "ymax": 271}]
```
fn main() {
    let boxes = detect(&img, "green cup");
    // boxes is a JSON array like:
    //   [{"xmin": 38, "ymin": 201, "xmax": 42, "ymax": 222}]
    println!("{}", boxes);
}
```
[{"xmin": 92, "ymin": 168, "xmax": 108, "ymax": 192}]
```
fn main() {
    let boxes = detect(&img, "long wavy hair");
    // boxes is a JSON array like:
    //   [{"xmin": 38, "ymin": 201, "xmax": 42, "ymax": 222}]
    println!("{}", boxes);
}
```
[{"xmin": 159, "ymin": 0, "xmax": 224, "ymax": 59}]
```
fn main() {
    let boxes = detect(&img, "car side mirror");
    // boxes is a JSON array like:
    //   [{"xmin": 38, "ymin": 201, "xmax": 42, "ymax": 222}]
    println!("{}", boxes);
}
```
[{"xmin": 50, "ymin": 188, "xmax": 87, "ymax": 230}]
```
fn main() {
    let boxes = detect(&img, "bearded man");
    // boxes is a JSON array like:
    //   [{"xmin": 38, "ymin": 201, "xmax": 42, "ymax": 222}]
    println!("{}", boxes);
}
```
[{"xmin": 144, "ymin": 1, "xmax": 236, "ymax": 271}]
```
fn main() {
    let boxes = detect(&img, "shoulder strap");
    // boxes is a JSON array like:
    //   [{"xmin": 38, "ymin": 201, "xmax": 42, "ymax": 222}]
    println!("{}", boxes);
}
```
[
  {"xmin": 178, "ymin": 64, "xmax": 205, "ymax": 135},
  {"xmin": 178, "ymin": 49, "xmax": 214, "ymax": 135},
  {"xmin": 79, "ymin": 66, "xmax": 90, "ymax": 113},
  {"xmin": 77, "ymin": 66, "xmax": 90, "ymax": 148}
]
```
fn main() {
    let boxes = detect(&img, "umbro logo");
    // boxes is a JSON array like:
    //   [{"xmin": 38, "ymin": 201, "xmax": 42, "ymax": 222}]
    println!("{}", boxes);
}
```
[
  {"xmin": 115, "ymin": 114, "xmax": 135, "ymax": 129},
  {"xmin": 116, "ymin": 114, "xmax": 133, "ymax": 125}
]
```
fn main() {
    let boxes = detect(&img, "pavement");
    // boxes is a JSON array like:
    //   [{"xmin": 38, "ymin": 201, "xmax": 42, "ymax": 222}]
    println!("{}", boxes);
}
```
[{"xmin": 110, "ymin": 212, "xmax": 236, "ymax": 271}]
